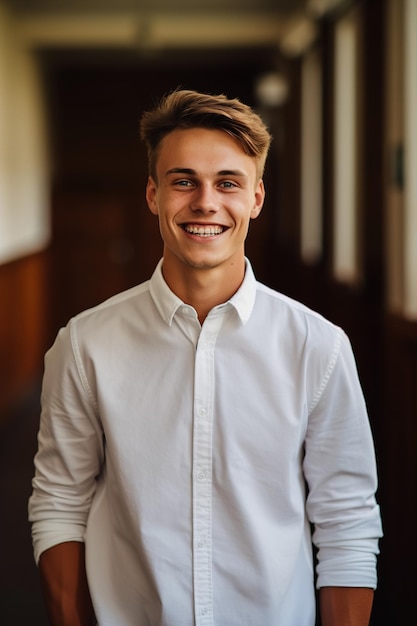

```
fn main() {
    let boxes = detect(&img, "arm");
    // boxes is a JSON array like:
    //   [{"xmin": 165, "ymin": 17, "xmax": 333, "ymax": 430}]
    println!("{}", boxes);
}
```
[
  {"xmin": 39, "ymin": 542, "xmax": 96, "ymax": 626},
  {"xmin": 319, "ymin": 587, "xmax": 374, "ymax": 626},
  {"xmin": 303, "ymin": 330, "xmax": 382, "ymax": 613},
  {"xmin": 29, "ymin": 323, "xmax": 104, "ymax": 613}
]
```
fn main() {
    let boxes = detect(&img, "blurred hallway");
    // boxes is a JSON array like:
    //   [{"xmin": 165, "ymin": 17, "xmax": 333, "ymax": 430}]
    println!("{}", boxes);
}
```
[{"xmin": 1, "ymin": 0, "xmax": 417, "ymax": 624}]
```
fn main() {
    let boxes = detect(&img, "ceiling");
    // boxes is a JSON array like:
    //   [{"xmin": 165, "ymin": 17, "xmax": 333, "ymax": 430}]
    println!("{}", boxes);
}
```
[
  {"xmin": 7, "ymin": 0, "xmax": 307, "ymax": 16},
  {"xmin": 4, "ymin": 0, "xmax": 327, "ymax": 55}
]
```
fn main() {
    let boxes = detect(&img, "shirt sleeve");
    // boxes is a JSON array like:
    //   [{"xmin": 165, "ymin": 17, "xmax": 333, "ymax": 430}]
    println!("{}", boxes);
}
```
[
  {"xmin": 28, "ymin": 320, "xmax": 104, "ymax": 564},
  {"xmin": 303, "ymin": 328, "xmax": 383, "ymax": 589}
]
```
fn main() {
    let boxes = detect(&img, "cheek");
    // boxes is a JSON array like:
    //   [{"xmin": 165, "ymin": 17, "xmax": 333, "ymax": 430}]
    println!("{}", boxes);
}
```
[{"xmin": 158, "ymin": 207, "xmax": 177, "ymax": 230}]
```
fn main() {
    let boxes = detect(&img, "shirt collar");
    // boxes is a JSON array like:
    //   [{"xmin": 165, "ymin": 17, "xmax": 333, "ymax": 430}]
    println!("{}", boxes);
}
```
[
  {"xmin": 228, "ymin": 258, "xmax": 257, "ymax": 325},
  {"xmin": 149, "ymin": 258, "xmax": 257, "ymax": 326}
]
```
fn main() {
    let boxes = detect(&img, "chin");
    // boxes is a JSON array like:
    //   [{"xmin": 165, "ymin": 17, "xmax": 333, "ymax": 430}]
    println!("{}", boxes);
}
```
[
  {"xmin": 183, "ymin": 255, "xmax": 226, "ymax": 271},
  {"xmin": 188, "ymin": 260, "xmax": 220, "ymax": 270}
]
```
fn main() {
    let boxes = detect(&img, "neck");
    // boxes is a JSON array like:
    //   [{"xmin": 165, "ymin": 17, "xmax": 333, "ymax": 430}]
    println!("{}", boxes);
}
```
[{"xmin": 161, "ymin": 254, "xmax": 246, "ymax": 324}]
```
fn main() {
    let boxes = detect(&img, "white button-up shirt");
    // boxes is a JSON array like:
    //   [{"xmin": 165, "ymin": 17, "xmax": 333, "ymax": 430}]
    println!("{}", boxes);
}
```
[{"xmin": 29, "ymin": 259, "xmax": 382, "ymax": 626}]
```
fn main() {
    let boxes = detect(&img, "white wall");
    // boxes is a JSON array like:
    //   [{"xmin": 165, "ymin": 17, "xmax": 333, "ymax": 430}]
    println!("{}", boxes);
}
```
[{"xmin": 0, "ymin": 3, "xmax": 50, "ymax": 264}]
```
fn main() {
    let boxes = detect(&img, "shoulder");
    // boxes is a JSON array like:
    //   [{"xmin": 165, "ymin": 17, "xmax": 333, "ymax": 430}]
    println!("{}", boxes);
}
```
[
  {"xmin": 254, "ymin": 281, "xmax": 343, "ymax": 344},
  {"xmin": 51, "ymin": 280, "xmax": 153, "ymax": 356},
  {"xmin": 73, "ymin": 280, "xmax": 151, "ymax": 324},
  {"xmin": 254, "ymin": 283, "xmax": 359, "ymax": 413},
  {"xmin": 253, "ymin": 282, "xmax": 350, "ymax": 388},
  {"xmin": 70, "ymin": 280, "xmax": 152, "ymax": 333}
]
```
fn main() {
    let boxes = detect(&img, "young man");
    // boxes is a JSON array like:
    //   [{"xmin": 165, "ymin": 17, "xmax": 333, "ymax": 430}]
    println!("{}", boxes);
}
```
[{"xmin": 29, "ymin": 89, "xmax": 382, "ymax": 626}]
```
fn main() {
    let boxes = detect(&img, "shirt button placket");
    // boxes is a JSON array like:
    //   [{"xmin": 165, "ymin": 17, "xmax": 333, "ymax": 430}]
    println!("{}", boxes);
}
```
[{"xmin": 193, "ymin": 324, "xmax": 218, "ymax": 626}]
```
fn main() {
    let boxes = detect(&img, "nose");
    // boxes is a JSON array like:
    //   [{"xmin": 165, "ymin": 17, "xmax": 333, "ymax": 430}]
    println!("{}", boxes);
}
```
[{"xmin": 190, "ymin": 183, "xmax": 219, "ymax": 214}]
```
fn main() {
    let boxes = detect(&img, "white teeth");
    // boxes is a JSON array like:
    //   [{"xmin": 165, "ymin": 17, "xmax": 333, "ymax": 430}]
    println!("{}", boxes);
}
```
[{"xmin": 184, "ymin": 225, "xmax": 224, "ymax": 236}]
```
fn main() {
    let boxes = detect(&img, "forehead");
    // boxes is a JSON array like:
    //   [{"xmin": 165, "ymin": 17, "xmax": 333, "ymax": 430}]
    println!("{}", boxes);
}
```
[{"xmin": 155, "ymin": 127, "xmax": 255, "ymax": 174}]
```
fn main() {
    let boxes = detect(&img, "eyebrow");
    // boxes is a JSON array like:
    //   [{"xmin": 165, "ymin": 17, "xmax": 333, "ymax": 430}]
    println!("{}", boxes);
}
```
[{"xmin": 165, "ymin": 167, "xmax": 248, "ymax": 179}]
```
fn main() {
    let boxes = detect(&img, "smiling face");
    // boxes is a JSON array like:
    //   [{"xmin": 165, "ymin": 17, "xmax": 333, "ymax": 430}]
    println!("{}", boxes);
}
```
[{"xmin": 146, "ymin": 127, "xmax": 265, "ymax": 289}]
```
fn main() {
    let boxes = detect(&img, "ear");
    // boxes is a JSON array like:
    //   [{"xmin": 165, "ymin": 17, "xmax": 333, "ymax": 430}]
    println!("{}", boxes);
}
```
[
  {"xmin": 250, "ymin": 179, "xmax": 265, "ymax": 219},
  {"xmin": 146, "ymin": 177, "xmax": 159, "ymax": 215}
]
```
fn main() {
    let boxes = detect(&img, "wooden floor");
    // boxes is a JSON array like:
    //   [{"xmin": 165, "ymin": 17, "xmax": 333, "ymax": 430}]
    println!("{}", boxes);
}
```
[{"xmin": 0, "ymin": 387, "xmax": 48, "ymax": 625}]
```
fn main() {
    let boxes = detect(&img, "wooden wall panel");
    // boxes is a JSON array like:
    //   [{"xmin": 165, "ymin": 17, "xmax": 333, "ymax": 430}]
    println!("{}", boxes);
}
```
[{"xmin": 0, "ymin": 251, "xmax": 49, "ymax": 426}]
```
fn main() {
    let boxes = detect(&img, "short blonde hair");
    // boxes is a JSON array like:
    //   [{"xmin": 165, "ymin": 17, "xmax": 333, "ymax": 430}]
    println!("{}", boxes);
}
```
[{"xmin": 140, "ymin": 88, "xmax": 272, "ymax": 180}]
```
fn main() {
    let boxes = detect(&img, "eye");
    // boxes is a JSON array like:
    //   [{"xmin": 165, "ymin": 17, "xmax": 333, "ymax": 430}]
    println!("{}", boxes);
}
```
[
  {"xmin": 174, "ymin": 179, "xmax": 194, "ymax": 188},
  {"xmin": 219, "ymin": 180, "xmax": 238, "ymax": 189}
]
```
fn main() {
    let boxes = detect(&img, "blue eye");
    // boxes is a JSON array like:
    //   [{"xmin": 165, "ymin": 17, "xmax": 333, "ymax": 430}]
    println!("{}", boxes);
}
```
[{"xmin": 220, "ymin": 181, "xmax": 237, "ymax": 188}]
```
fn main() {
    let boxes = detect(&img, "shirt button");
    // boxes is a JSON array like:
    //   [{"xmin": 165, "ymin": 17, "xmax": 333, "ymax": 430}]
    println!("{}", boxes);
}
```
[
  {"xmin": 198, "ymin": 538, "xmax": 206, "ymax": 548},
  {"xmin": 200, "ymin": 607, "xmax": 208, "ymax": 616},
  {"xmin": 199, "ymin": 408, "xmax": 207, "ymax": 417},
  {"xmin": 197, "ymin": 471, "xmax": 205, "ymax": 480}
]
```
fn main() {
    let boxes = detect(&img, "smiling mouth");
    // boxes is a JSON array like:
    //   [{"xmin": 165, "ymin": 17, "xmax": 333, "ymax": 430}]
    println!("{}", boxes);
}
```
[{"xmin": 182, "ymin": 224, "xmax": 226, "ymax": 236}]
